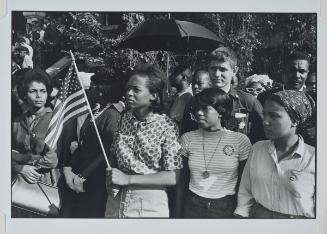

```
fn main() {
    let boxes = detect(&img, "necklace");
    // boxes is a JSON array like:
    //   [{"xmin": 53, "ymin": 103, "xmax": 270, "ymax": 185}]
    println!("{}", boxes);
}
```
[{"xmin": 202, "ymin": 129, "xmax": 224, "ymax": 179}]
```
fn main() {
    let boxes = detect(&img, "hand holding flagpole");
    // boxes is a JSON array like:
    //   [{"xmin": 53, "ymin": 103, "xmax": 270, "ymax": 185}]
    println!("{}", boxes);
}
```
[{"xmin": 69, "ymin": 50, "xmax": 120, "ymax": 196}]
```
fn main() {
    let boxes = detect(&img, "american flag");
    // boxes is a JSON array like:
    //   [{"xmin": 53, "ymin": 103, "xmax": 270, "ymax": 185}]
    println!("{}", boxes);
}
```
[{"xmin": 45, "ymin": 62, "xmax": 89, "ymax": 149}]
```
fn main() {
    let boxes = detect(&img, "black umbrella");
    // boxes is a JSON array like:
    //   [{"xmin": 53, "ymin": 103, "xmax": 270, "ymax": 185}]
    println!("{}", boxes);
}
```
[{"xmin": 114, "ymin": 19, "xmax": 224, "ymax": 53}]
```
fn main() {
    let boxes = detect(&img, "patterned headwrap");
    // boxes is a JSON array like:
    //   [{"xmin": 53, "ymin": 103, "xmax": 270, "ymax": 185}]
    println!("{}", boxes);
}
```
[{"xmin": 270, "ymin": 90, "xmax": 312, "ymax": 125}]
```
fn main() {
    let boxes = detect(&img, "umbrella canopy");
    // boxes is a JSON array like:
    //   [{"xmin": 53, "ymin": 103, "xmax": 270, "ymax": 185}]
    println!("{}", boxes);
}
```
[{"xmin": 114, "ymin": 19, "xmax": 224, "ymax": 53}]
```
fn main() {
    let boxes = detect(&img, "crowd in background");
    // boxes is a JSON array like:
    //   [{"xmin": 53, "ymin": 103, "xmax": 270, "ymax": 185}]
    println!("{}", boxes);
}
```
[{"xmin": 11, "ymin": 14, "xmax": 316, "ymax": 219}]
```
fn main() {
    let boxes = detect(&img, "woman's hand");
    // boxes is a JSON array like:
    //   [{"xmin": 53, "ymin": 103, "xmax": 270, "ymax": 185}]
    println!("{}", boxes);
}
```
[
  {"xmin": 70, "ymin": 141, "xmax": 79, "ymax": 154},
  {"xmin": 63, "ymin": 167, "xmax": 77, "ymax": 191},
  {"xmin": 72, "ymin": 175, "xmax": 86, "ymax": 193},
  {"xmin": 107, "ymin": 168, "xmax": 130, "ymax": 186},
  {"xmin": 20, "ymin": 165, "xmax": 41, "ymax": 183}
]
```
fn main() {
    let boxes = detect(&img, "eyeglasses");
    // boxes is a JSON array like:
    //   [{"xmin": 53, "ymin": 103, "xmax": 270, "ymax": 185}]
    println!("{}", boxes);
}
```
[{"xmin": 245, "ymin": 87, "xmax": 264, "ymax": 93}]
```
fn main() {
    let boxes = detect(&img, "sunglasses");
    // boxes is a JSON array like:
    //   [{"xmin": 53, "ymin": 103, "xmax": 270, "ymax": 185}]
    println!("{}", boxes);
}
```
[{"xmin": 245, "ymin": 87, "xmax": 264, "ymax": 93}]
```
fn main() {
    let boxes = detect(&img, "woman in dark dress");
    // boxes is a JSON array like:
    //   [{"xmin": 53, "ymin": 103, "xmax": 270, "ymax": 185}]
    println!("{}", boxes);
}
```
[{"xmin": 61, "ymin": 72, "xmax": 125, "ymax": 218}]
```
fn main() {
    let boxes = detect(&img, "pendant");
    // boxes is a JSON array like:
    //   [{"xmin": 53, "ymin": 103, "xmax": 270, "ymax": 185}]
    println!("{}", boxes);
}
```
[{"xmin": 202, "ymin": 171, "xmax": 210, "ymax": 179}]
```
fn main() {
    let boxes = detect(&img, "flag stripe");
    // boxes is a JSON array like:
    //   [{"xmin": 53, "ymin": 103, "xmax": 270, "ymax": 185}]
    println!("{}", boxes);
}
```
[
  {"xmin": 45, "ymin": 104, "xmax": 64, "ymax": 140},
  {"xmin": 45, "ymin": 62, "xmax": 90, "ymax": 149},
  {"xmin": 63, "ymin": 105, "xmax": 89, "ymax": 123}
]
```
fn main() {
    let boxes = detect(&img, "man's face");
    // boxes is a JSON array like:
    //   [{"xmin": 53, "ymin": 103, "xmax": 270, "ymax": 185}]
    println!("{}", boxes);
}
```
[
  {"xmin": 284, "ymin": 59, "xmax": 309, "ymax": 91},
  {"xmin": 171, "ymin": 73, "xmax": 184, "ymax": 92},
  {"xmin": 208, "ymin": 60, "xmax": 236, "ymax": 90},
  {"xmin": 306, "ymin": 74, "xmax": 317, "ymax": 93}
]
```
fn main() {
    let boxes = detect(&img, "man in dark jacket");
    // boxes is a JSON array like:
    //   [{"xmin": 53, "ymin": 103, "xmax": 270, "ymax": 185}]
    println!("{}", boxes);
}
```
[{"xmin": 182, "ymin": 47, "xmax": 265, "ymax": 143}]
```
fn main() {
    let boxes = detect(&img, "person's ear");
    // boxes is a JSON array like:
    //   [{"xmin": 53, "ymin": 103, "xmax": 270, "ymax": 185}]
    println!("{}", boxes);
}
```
[{"xmin": 291, "ymin": 122, "xmax": 298, "ymax": 127}]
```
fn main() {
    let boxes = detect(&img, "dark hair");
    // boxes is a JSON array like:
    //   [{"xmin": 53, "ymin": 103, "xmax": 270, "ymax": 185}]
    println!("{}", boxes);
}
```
[
  {"xmin": 208, "ymin": 47, "xmax": 238, "ymax": 70},
  {"xmin": 287, "ymin": 51, "xmax": 310, "ymax": 63},
  {"xmin": 193, "ymin": 70, "xmax": 210, "ymax": 82},
  {"xmin": 90, "ymin": 71, "xmax": 125, "ymax": 103},
  {"xmin": 16, "ymin": 46, "xmax": 29, "ymax": 55},
  {"xmin": 17, "ymin": 69, "xmax": 52, "ymax": 102},
  {"xmin": 192, "ymin": 88, "xmax": 232, "ymax": 126},
  {"xmin": 129, "ymin": 63, "xmax": 166, "ymax": 113},
  {"xmin": 170, "ymin": 65, "xmax": 192, "ymax": 84},
  {"xmin": 32, "ymin": 31, "xmax": 40, "ymax": 41}
]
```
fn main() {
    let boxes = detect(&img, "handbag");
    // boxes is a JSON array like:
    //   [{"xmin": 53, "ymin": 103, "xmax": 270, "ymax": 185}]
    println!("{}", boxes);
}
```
[{"xmin": 11, "ymin": 175, "xmax": 61, "ymax": 217}]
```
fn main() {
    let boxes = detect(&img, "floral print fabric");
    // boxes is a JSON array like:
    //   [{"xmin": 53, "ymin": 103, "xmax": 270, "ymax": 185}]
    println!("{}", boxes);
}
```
[
  {"xmin": 111, "ymin": 110, "xmax": 183, "ymax": 175},
  {"xmin": 271, "ymin": 90, "xmax": 312, "ymax": 125}
]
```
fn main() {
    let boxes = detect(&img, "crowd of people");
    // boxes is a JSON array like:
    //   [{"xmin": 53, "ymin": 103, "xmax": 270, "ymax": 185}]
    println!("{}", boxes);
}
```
[
  {"xmin": 12, "ymin": 15, "xmax": 69, "ymax": 73},
  {"xmin": 11, "ymin": 44, "xmax": 316, "ymax": 218}
]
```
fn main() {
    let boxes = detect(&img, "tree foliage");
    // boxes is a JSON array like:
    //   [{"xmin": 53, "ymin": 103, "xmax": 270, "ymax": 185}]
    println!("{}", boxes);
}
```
[{"xmin": 54, "ymin": 12, "xmax": 316, "ymax": 86}]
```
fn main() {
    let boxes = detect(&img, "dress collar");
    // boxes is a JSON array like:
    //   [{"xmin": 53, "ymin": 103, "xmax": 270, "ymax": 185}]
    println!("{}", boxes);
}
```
[
  {"xmin": 25, "ymin": 106, "xmax": 52, "ymax": 118},
  {"xmin": 112, "ymin": 101, "xmax": 125, "ymax": 113},
  {"xmin": 127, "ymin": 110, "xmax": 159, "ymax": 124},
  {"xmin": 268, "ymin": 135, "xmax": 305, "ymax": 162}
]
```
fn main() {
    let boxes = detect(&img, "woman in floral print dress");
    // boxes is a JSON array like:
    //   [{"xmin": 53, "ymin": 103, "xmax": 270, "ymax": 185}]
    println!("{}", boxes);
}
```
[{"xmin": 105, "ymin": 64, "xmax": 183, "ymax": 218}]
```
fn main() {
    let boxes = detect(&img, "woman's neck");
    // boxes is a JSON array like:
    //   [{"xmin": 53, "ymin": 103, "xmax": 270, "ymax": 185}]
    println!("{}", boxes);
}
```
[
  {"xmin": 29, "ymin": 106, "xmax": 45, "ymax": 116},
  {"xmin": 203, "ymin": 121, "xmax": 223, "ymax": 132},
  {"xmin": 134, "ymin": 106, "xmax": 152, "ymax": 121},
  {"xmin": 274, "ymin": 133, "xmax": 299, "ymax": 161}
]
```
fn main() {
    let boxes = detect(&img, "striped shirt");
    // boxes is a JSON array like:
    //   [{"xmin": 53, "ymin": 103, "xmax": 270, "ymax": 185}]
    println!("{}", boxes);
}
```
[{"xmin": 179, "ymin": 129, "xmax": 251, "ymax": 199}]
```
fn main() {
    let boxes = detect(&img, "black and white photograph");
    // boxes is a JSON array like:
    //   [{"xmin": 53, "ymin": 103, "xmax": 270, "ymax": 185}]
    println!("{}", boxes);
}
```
[{"xmin": 1, "ymin": 0, "xmax": 327, "ymax": 233}]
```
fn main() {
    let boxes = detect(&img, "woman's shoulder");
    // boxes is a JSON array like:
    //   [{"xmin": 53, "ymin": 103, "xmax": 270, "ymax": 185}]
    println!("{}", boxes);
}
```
[
  {"xmin": 156, "ymin": 113, "xmax": 177, "ymax": 126},
  {"xmin": 251, "ymin": 140, "xmax": 271, "ymax": 153},
  {"xmin": 181, "ymin": 129, "xmax": 201, "ymax": 139},
  {"xmin": 13, "ymin": 113, "xmax": 26, "ymax": 123},
  {"xmin": 102, "ymin": 105, "xmax": 122, "ymax": 118},
  {"xmin": 224, "ymin": 129, "xmax": 250, "ymax": 141},
  {"xmin": 303, "ymin": 142, "xmax": 315, "ymax": 159}
]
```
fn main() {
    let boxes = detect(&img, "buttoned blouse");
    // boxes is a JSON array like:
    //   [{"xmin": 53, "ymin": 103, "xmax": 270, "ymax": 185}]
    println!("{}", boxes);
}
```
[
  {"xmin": 111, "ymin": 110, "xmax": 183, "ymax": 175},
  {"xmin": 235, "ymin": 135, "xmax": 315, "ymax": 217},
  {"xmin": 12, "ymin": 107, "xmax": 58, "ymax": 184}
]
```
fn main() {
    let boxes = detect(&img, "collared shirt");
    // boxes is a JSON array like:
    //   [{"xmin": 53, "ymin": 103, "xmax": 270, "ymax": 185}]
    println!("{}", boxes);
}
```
[
  {"xmin": 12, "ymin": 106, "xmax": 58, "ymax": 183},
  {"xmin": 111, "ymin": 110, "xmax": 183, "ymax": 175},
  {"xmin": 235, "ymin": 135, "xmax": 315, "ymax": 217}
]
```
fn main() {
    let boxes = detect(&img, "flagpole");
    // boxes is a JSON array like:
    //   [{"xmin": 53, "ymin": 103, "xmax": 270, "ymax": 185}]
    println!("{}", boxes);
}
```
[{"xmin": 69, "ymin": 50, "xmax": 111, "ymax": 169}]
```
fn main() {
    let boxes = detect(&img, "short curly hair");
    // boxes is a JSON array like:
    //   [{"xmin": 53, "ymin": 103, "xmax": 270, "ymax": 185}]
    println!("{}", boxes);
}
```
[
  {"xmin": 90, "ymin": 71, "xmax": 125, "ymax": 103},
  {"xmin": 17, "ymin": 69, "xmax": 52, "ymax": 102}
]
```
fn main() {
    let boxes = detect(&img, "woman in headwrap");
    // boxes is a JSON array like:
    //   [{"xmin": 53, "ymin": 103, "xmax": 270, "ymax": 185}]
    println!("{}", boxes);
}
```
[{"xmin": 234, "ymin": 90, "xmax": 315, "ymax": 218}]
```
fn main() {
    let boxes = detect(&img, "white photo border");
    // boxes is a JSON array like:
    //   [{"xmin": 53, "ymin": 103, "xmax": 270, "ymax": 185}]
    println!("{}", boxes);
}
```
[{"xmin": 1, "ymin": 0, "xmax": 326, "ymax": 234}]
